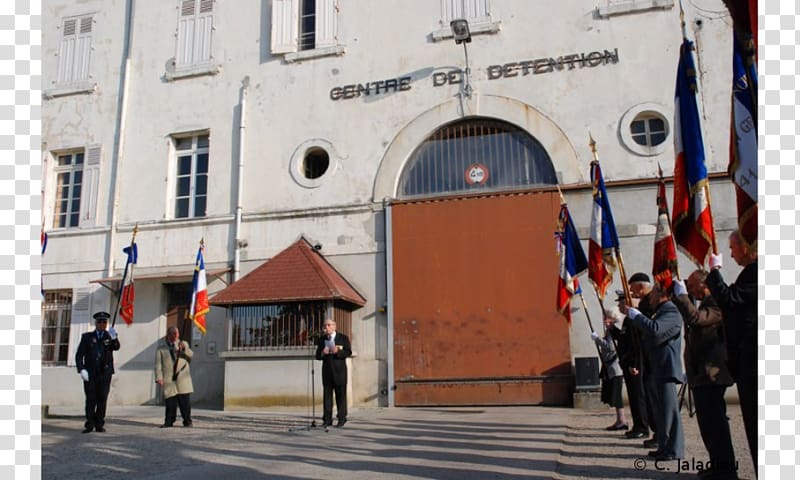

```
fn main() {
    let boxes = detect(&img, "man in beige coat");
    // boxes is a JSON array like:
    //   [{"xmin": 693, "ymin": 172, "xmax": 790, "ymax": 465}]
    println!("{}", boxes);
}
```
[{"xmin": 155, "ymin": 326, "xmax": 194, "ymax": 427}]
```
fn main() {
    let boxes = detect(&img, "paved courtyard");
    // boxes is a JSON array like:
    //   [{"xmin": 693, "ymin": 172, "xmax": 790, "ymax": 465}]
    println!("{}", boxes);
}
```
[{"xmin": 42, "ymin": 404, "xmax": 755, "ymax": 479}]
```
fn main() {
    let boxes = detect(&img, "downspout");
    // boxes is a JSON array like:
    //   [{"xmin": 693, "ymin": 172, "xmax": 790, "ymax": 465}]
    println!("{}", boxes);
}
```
[
  {"xmin": 106, "ymin": 0, "xmax": 135, "ymax": 278},
  {"xmin": 233, "ymin": 76, "xmax": 249, "ymax": 282}
]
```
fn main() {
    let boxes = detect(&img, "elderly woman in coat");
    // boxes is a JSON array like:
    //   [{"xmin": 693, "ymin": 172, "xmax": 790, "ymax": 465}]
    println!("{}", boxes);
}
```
[{"xmin": 155, "ymin": 326, "xmax": 194, "ymax": 427}]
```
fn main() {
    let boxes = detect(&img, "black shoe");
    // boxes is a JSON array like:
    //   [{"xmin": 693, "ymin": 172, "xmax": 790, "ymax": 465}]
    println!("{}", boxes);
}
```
[
  {"xmin": 647, "ymin": 449, "xmax": 665, "ymax": 458},
  {"xmin": 159, "ymin": 424, "xmax": 174, "ymax": 428},
  {"xmin": 322, "ymin": 421, "xmax": 333, "ymax": 427},
  {"xmin": 335, "ymin": 420, "xmax": 346, "ymax": 428},
  {"xmin": 81, "ymin": 427, "xmax": 93, "ymax": 434},
  {"xmin": 605, "ymin": 422, "xmax": 628, "ymax": 431},
  {"xmin": 183, "ymin": 422, "xmax": 193, "ymax": 427},
  {"xmin": 643, "ymin": 438, "xmax": 659, "ymax": 448},
  {"xmin": 625, "ymin": 431, "xmax": 647, "ymax": 439},
  {"xmin": 95, "ymin": 427, "xmax": 106, "ymax": 433}
]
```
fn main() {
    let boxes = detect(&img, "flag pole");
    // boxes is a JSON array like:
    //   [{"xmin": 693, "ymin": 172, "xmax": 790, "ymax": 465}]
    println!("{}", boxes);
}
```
[{"xmin": 112, "ymin": 224, "xmax": 138, "ymax": 328}]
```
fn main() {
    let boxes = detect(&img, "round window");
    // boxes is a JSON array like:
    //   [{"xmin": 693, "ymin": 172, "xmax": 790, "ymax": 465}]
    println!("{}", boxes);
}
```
[
  {"xmin": 303, "ymin": 147, "xmax": 329, "ymax": 179},
  {"xmin": 619, "ymin": 103, "xmax": 671, "ymax": 157},
  {"xmin": 289, "ymin": 139, "xmax": 339, "ymax": 188}
]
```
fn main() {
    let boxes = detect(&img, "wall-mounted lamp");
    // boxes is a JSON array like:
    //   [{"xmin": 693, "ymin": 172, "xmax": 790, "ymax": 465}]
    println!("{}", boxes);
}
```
[{"xmin": 449, "ymin": 19, "xmax": 473, "ymax": 98}]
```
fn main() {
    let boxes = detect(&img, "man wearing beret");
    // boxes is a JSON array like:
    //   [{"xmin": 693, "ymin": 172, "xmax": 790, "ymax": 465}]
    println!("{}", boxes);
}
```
[{"xmin": 75, "ymin": 311, "xmax": 121, "ymax": 433}]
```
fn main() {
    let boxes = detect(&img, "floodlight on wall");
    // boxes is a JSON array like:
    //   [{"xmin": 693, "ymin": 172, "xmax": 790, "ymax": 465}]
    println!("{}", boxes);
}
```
[
  {"xmin": 450, "ymin": 19, "xmax": 472, "ymax": 44},
  {"xmin": 449, "ymin": 19, "xmax": 473, "ymax": 98}
]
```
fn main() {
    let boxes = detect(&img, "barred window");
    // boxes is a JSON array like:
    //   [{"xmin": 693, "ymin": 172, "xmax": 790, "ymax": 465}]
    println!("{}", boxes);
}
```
[
  {"xmin": 398, "ymin": 118, "xmax": 557, "ymax": 198},
  {"xmin": 229, "ymin": 301, "xmax": 352, "ymax": 350},
  {"xmin": 42, "ymin": 290, "xmax": 73, "ymax": 364}
]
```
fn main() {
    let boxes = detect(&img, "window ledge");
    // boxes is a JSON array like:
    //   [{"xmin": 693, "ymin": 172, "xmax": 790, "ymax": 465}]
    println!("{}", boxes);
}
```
[
  {"xmin": 431, "ymin": 21, "xmax": 501, "ymax": 42},
  {"xmin": 284, "ymin": 45, "xmax": 346, "ymax": 63},
  {"xmin": 165, "ymin": 63, "xmax": 222, "ymax": 81},
  {"xmin": 43, "ymin": 82, "xmax": 97, "ymax": 99},
  {"xmin": 220, "ymin": 349, "xmax": 358, "ymax": 359},
  {"xmin": 595, "ymin": 0, "xmax": 674, "ymax": 18}
]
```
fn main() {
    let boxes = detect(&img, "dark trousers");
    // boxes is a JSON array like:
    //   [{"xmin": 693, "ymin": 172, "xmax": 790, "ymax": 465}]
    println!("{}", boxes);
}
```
[
  {"xmin": 83, "ymin": 377, "xmax": 111, "ymax": 429},
  {"xmin": 736, "ymin": 369, "xmax": 757, "ymax": 470},
  {"xmin": 643, "ymin": 370, "xmax": 659, "ymax": 437},
  {"xmin": 622, "ymin": 368, "xmax": 650, "ymax": 433},
  {"xmin": 322, "ymin": 382, "xmax": 347, "ymax": 423},
  {"xmin": 692, "ymin": 385, "xmax": 737, "ymax": 473},
  {"xmin": 164, "ymin": 394, "xmax": 192, "ymax": 426},
  {"xmin": 651, "ymin": 379, "xmax": 684, "ymax": 458}
]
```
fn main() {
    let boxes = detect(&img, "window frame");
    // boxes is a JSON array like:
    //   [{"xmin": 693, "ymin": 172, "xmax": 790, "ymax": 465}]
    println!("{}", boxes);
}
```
[
  {"xmin": 171, "ymin": 133, "xmax": 210, "ymax": 220},
  {"xmin": 52, "ymin": 151, "xmax": 85, "ymax": 229},
  {"xmin": 619, "ymin": 103, "xmax": 672, "ymax": 157},
  {"xmin": 271, "ymin": 0, "xmax": 344, "ymax": 63},
  {"xmin": 42, "ymin": 290, "xmax": 73, "ymax": 365},
  {"xmin": 56, "ymin": 14, "xmax": 94, "ymax": 86}
]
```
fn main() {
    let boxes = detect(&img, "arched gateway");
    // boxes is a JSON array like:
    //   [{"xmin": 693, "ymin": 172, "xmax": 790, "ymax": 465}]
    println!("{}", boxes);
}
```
[{"xmin": 387, "ymin": 114, "xmax": 575, "ymax": 406}]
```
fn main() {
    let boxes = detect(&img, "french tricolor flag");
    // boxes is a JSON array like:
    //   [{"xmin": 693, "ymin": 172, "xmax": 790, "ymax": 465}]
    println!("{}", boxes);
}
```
[
  {"xmin": 588, "ymin": 161, "xmax": 619, "ymax": 299},
  {"xmin": 672, "ymin": 36, "xmax": 716, "ymax": 266},
  {"xmin": 189, "ymin": 244, "xmax": 209, "ymax": 335},
  {"xmin": 556, "ymin": 204, "xmax": 588, "ymax": 323}
]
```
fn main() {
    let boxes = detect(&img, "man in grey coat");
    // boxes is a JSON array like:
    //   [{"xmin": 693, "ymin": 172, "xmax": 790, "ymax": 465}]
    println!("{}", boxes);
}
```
[
  {"xmin": 621, "ymin": 283, "xmax": 685, "ymax": 461},
  {"xmin": 673, "ymin": 270, "xmax": 737, "ymax": 478},
  {"xmin": 155, "ymin": 326, "xmax": 194, "ymax": 428}
]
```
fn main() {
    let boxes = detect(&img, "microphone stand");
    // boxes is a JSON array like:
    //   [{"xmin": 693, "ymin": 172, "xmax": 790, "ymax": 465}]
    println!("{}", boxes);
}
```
[{"xmin": 289, "ymin": 332, "xmax": 321, "ymax": 432}]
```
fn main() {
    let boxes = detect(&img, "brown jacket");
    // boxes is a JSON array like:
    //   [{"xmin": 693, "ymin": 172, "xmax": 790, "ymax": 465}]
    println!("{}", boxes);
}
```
[{"xmin": 673, "ymin": 293, "xmax": 733, "ymax": 388}]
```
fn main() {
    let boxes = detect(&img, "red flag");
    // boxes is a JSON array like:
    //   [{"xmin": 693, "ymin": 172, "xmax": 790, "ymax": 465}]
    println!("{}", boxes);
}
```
[
  {"xmin": 119, "ymin": 243, "xmax": 137, "ymax": 325},
  {"xmin": 189, "ymin": 244, "xmax": 209, "ymax": 335},
  {"xmin": 672, "ymin": 37, "xmax": 716, "ymax": 266},
  {"xmin": 653, "ymin": 170, "xmax": 678, "ymax": 290}
]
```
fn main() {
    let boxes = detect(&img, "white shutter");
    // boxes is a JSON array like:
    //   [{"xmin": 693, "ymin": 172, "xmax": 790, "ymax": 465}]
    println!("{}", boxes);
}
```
[
  {"xmin": 271, "ymin": 0, "xmax": 298, "ymax": 54},
  {"xmin": 68, "ymin": 287, "xmax": 92, "ymax": 367},
  {"xmin": 80, "ymin": 145, "xmax": 101, "ymax": 228},
  {"xmin": 57, "ymin": 19, "xmax": 77, "ymax": 84},
  {"xmin": 196, "ymin": 0, "xmax": 214, "ymax": 63},
  {"xmin": 442, "ymin": 0, "xmax": 490, "ymax": 24},
  {"xmin": 176, "ymin": 0, "xmax": 196, "ymax": 66},
  {"xmin": 75, "ymin": 16, "xmax": 93, "ymax": 81},
  {"xmin": 314, "ymin": 0, "xmax": 338, "ymax": 48}
]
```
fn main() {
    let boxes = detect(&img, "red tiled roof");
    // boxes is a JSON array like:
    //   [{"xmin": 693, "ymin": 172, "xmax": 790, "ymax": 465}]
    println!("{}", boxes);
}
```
[{"xmin": 210, "ymin": 237, "xmax": 366, "ymax": 307}]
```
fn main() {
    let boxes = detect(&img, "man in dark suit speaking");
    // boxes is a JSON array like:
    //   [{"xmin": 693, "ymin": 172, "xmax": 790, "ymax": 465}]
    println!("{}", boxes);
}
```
[
  {"xmin": 315, "ymin": 318, "xmax": 352, "ymax": 427},
  {"xmin": 75, "ymin": 311, "xmax": 121, "ymax": 433}
]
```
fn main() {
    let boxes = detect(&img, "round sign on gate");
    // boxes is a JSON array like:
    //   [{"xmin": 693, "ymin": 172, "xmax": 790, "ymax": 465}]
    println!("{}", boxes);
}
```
[{"xmin": 464, "ymin": 163, "xmax": 489, "ymax": 185}]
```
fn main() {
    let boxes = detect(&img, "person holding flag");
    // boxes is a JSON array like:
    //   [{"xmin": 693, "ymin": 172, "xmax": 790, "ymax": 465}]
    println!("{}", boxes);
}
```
[{"xmin": 189, "ymin": 240, "xmax": 210, "ymax": 336}]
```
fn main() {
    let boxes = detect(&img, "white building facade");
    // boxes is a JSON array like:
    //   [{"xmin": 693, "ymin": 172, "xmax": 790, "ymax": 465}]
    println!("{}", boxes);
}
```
[{"xmin": 42, "ymin": 0, "xmax": 742, "ymax": 409}]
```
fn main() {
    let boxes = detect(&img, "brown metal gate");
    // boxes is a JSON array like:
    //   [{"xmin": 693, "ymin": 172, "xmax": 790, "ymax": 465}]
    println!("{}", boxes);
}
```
[{"xmin": 391, "ymin": 190, "xmax": 572, "ymax": 406}]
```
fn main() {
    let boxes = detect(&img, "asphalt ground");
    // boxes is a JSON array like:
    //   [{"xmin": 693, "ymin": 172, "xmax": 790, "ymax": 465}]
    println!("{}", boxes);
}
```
[{"xmin": 42, "ymin": 404, "xmax": 756, "ymax": 479}]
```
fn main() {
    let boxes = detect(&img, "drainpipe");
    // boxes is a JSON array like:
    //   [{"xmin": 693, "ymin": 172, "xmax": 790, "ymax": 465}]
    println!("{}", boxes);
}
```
[
  {"xmin": 233, "ymin": 76, "xmax": 249, "ymax": 282},
  {"xmin": 106, "ymin": 0, "xmax": 135, "ymax": 278}
]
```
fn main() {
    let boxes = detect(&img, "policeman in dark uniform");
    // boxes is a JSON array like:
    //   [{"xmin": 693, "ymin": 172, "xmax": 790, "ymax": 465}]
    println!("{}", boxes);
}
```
[{"xmin": 75, "ymin": 311, "xmax": 120, "ymax": 433}]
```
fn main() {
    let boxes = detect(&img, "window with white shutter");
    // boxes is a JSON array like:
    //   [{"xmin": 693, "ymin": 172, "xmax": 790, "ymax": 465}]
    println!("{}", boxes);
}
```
[
  {"xmin": 57, "ymin": 15, "xmax": 93, "ymax": 85},
  {"xmin": 270, "ymin": 0, "xmax": 343, "ymax": 62},
  {"xmin": 176, "ymin": 0, "xmax": 215, "ymax": 68},
  {"xmin": 432, "ymin": 0, "xmax": 499, "ymax": 42}
]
